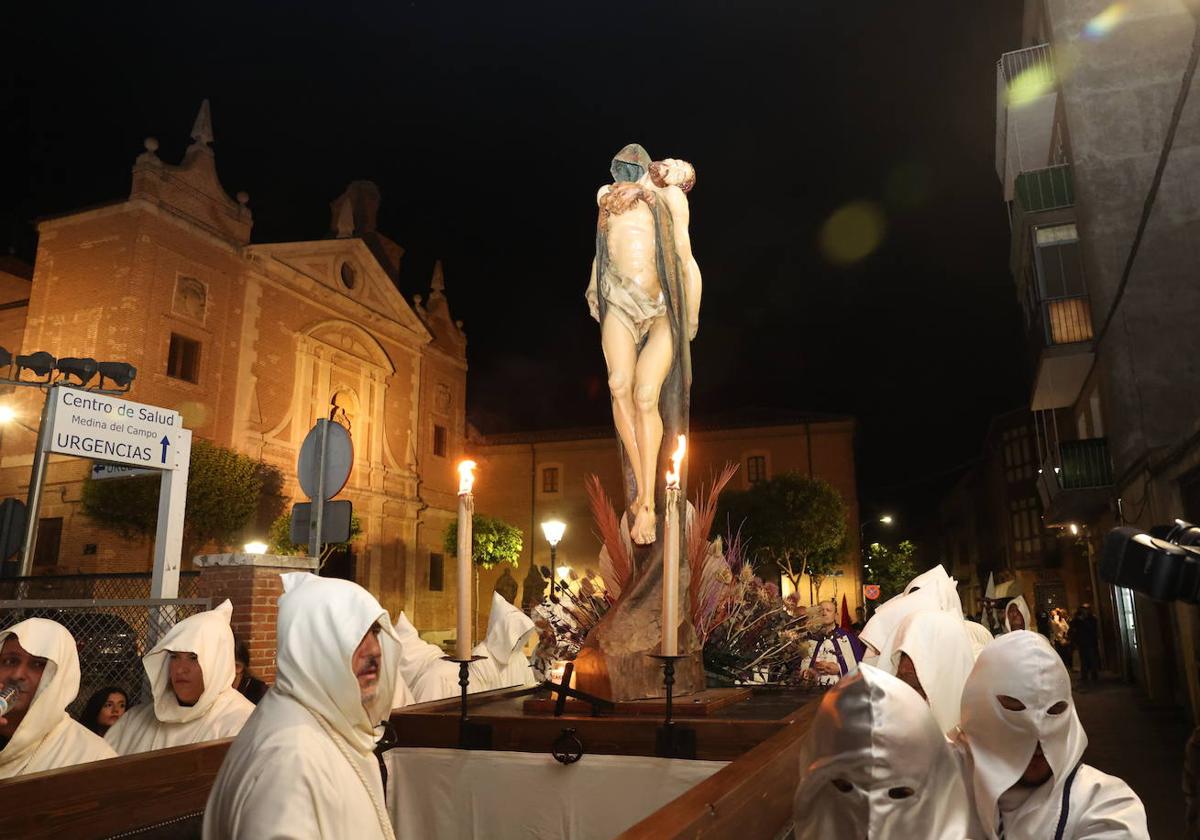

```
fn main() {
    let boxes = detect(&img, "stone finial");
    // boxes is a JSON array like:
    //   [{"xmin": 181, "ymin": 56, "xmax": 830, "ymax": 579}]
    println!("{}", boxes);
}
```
[
  {"xmin": 144, "ymin": 137, "xmax": 160, "ymax": 153},
  {"xmin": 236, "ymin": 191, "xmax": 250, "ymax": 206},
  {"xmin": 191, "ymin": 99, "xmax": 214, "ymax": 147},
  {"xmin": 430, "ymin": 260, "xmax": 446, "ymax": 294},
  {"xmin": 334, "ymin": 199, "xmax": 355, "ymax": 238}
]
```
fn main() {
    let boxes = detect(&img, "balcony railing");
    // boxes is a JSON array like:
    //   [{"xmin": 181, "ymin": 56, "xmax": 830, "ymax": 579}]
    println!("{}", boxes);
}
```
[
  {"xmin": 1015, "ymin": 164, "xmax": 1074, "ymax": 213},
  {"xmin": 999, "ymin": 44, "xmax": 1056, "ymax": 89},
  {"xmin": 1057, "ymin": 438, "xmax": 1113, "ymax": 490}
]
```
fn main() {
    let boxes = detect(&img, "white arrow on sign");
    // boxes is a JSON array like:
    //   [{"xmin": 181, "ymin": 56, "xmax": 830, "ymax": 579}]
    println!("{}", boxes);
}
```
[{"xmin": 91, "ymin": 462, "xmax": 157, "ymax": 481}]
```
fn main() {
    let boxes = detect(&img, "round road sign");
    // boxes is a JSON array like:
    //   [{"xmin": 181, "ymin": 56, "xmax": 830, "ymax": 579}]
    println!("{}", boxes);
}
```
[{"xmin": 297, "ymin": 420, "xmax": 354, "ymax": 500}]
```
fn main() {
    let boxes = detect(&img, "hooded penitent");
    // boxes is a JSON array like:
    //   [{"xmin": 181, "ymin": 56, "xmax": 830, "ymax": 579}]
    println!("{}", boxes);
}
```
[
  {"xmin": 859, "ymin": 577, "xmax": 963, "ymax": 670},
  {"xmin": 902, "ymin": 564, "xmax": 963, "ymax": 614},
  {"xmin": 408, "ymin": 592, "xmax": 537, "ymax": 702},
  {"xmin": 105, "ymin": 599, "xmax": 253, "ymax": 755},
  {"xmin": 887, "ymin": 610, "xmax": 976, "ymax": 737},
  {"xmin": 958, "ymin": 631, "xmax": 1148, "ymax": 839},
  {"xmin": 1003, "ymin": 595, "xmax": 1033, "ymax": 633},
  {"xmin": 964, "ymin": 620, "xmax": 996, "ymax": 659},
  {"xmin": 204, "ymin": 573, "xmax": 401, "ymax": 840},
  {"xmin": 0, "ymin": 618, "xmax": 116, "ymax": 778},
  {"xmin": 793, "ymin": 664, "xmax": 979, "ymax": 839}
]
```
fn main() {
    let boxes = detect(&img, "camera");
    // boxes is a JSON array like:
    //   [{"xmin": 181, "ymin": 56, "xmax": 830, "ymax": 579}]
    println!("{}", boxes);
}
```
[{"xmin": 1101, "ymin": 520, "xmax": 1200, "ymax": 605}]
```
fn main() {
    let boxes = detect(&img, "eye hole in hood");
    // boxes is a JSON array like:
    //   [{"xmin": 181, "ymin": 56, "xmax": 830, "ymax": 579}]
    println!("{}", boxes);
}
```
[{"xmin": 997, "ymin": 694, "xmax": 1027, "ymax": 711}]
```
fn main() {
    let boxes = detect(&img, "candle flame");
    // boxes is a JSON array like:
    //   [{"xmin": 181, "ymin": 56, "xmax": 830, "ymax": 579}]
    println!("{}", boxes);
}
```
[
  {"xmin": 665, "ymin": 435, "xmax": 686, "ymax": 488},
  {"xmin": 457, "ymin": 460, "xmax": 477, "ymax": 494}
]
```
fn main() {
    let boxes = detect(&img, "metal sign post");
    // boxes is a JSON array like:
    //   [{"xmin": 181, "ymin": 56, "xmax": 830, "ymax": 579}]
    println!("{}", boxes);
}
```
[{"xmin": 297, "ymin": 419, "xmax": 353, "ymax": 568}]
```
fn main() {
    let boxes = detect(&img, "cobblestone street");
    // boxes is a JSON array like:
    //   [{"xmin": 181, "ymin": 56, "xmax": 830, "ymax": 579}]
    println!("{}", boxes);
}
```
[{"xmin": 1073, "ymin": 677, "xmax": 1191, "ymax": 838}]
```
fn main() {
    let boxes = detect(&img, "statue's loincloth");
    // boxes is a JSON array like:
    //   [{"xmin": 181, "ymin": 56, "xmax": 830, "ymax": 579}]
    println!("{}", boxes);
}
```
[{"xmin": 587, "ymin": 267, "xmax": 666, "ymax": 343}]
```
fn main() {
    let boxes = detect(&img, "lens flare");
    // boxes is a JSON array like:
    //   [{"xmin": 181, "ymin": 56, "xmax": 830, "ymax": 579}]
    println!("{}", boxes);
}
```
[
  {"xmin": 819, "ymin": 201, "xmax": 887, "ymax": 266},
  {"xmin": 1006, "ymin": 65, "xmax": 1055, "ymax": 107},
  {"xmin": 1083, "ymin": 3, "xmax": 1127, "ymax": 40}
]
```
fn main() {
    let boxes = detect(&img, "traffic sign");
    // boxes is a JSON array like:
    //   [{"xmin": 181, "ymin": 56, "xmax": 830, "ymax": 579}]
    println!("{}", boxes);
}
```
[
  {"xmin": 47, "ymin": 388, "xmax": 184, "ymax": 470},
  {"xmin": 863, "ymin": 584, "xmax": 881, "ymax": 601},
  {"xmin": 91, "ymin": 462, "xmax": 157, "ymax": 481},
  {"xmin": 297, "ymin": 420, "xmax": 353, "ymax": 500},
  {"xmin": 289, "ymin": 500, "xmax": 352, "ymax": 545}
]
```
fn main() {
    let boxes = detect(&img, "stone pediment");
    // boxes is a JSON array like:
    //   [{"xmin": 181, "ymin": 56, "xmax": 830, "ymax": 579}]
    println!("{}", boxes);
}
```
[{"xmin": 247, "ymin": 238, "xmax": 431, "ymax": 342}]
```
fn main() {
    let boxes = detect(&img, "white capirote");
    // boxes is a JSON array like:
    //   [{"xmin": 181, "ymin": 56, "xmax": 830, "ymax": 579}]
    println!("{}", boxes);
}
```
[
  {"xmin": 0, "ymin": 618, "xmax": 116, "ymax": 778},
  {"xmin": 964, "ymin": 620, "xmax": 996, "ymax": 658},
  {"xmin": 204, "ymin": 573, "xmax": 401, "ymax": 840},
  {"xmin": 887, "ymin": 610, "xmax": 976, "ymax": 737},
  {"xmin": 793, "ymin": 664, "xmax": 980, "ymax": 839},
  {"xmin": 957, "ymin": 631, "xmax": 1148, "ymax": 839},
  {"xmin": 105, "ymin": 599, "xmax": 253, "ymax": 755}
]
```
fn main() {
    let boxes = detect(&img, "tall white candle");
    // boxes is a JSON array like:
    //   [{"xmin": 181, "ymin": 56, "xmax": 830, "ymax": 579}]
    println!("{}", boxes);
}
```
[
  {"xmin": 662, "ymin": 435, "xmax": 686, "ymax": 656},
  {"xmin": 456, "ymin": 460, "xmax": 477, "ymax": 660}
]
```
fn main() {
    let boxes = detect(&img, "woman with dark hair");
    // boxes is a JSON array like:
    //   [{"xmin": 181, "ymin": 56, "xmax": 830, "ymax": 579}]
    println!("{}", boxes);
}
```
[
  {"xmin": 233, "ymin": 638, "xmax": 268, "ymax": 704},
  {"xmin": 79, "ymin": 686, "xmax": 128, "ymax": 737}
]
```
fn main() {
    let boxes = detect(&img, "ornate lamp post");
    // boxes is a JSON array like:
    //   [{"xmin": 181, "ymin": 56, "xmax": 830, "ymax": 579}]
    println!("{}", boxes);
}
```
[{"xmin": 541, "ymin": 520, "xmax": 566, "ymax": 603}]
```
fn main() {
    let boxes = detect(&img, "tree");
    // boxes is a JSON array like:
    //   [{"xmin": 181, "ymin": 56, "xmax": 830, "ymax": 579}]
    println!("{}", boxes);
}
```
[
  {"xmin": 865, "ymin": 540, "xmax": 917, "ymax": 601},
  {"xmin": 80, "ymin": 439, "xmax": 284, "ymax": 559},
  {"xmin": 715, "ymin": 473, "xmax": 848, "ymax": 604},
  {"xmin": 442, "ymin": 515, "xmax": 523, "ymax": 570}
]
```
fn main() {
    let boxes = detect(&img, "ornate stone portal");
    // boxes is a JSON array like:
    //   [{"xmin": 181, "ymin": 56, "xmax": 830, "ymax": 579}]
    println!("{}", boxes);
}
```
[{"xmin": 575, "ymin": 145, "xmax": 705, "ymax": 701}]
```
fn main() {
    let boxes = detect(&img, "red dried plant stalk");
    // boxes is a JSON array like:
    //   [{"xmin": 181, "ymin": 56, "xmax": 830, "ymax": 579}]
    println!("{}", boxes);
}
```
[
  {"xmin": 586, "ymin": 474, "xmax": 631, "ymax": 598},
  {"xmin": 688, "ymin": 462, "xmax": 740, "ymax": 631}
]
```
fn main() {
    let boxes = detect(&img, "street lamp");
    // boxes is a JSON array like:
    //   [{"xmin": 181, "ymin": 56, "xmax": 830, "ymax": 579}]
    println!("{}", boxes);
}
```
[
  {"xmin": 542, "ymin": 519, "xmax": 565, "ymax": 603},
  {"xmin": 860, "ymin": 515, "xmax": 894, "ymax": 610}
]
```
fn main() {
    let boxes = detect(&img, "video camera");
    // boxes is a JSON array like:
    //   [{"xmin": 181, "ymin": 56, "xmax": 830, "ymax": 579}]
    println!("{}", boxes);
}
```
[{"xmin": 1101, "ymin": 520, "xmax": 1200, "ymax": 605}]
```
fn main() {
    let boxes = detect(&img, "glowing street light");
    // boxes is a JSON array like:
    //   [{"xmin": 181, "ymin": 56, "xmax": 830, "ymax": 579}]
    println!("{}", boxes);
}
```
[
  {"xmin": 542, "ymin": 519, "xmax": 566, "ymax": 602},
  {"xmin": 243, "ymin": 540, "xmax": 268, "ymax": 555}
]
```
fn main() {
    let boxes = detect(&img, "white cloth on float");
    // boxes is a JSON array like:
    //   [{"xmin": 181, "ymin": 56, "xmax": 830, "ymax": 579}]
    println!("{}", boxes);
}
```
[
  {"xmin": 1003, "ymin": 594, "xmax": 1033, "ymax": 633},
  {"xmin": 106, "ymin": 599, "xmax": 253, "ymax": 755},
  {"xmin": 885, "ymin": 610, "xmax": 976, "ymax": 737},
  {"xmin": 408, "ymin": 593, "xmax": 537, "ymax": 702},
  {"xmin": 956, "ymin": 631, "xmax": 1148, "ymax": 839},
  {"xmin": 964, "ymin": 620, "xmax": 996, "ymax": 658},
  {"xmin": 204, "ymin": 573, "xmax": 401, "ymax": 840},
  {"xmin": 0, "ymin": 618, "xmax": 116, "ymax": 778},
  {"xmin": 387, "ymin": 747, "xmax": 726, "ymax": 839},
  {"xmin": 793, "ymin": 663, "xmax": 981, "ymax": 839}
]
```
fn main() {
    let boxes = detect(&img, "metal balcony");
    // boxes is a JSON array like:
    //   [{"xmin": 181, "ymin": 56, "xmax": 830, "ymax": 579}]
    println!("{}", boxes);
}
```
[
  {"xmin": 1015, "ymin": 164, "xmax": 1074, "ymax": 214},
  {"xmin": 996, "ymin": 44, "xmax": 1058, "ymax": 201},
  {"xmin": 1037, "ymin": 438, "xmax": 1113, "ymax": 525}
]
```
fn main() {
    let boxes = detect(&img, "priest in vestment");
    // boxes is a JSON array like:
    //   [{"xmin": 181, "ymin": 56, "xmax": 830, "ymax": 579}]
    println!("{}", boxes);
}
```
[{"xmin": 0, "ymin": 618, "xmax": 116, "ymax": 777}]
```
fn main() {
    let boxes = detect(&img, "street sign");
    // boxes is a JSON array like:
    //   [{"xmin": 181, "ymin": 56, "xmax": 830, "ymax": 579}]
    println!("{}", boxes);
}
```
[
  {"xmin": 289, "ymin": 500, "xmax": 352, "ymax": 545},
  {"xmin": 91, "ymin": 462, "xmax": 157, "ymax": 481},
  {"xmin": 863, "ymin": 584, "xmax": 881, "ymax": 601},
  {"xmin": 48, "ymin": 388, "xmax": 184, "ymax": 470},
  {"xmin": 297, "ymin": 420, "xmax": 353, "ymax": 500}
]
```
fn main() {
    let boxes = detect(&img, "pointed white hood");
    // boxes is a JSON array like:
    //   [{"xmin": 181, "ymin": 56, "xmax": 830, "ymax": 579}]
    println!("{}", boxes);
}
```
[
  {"xmin": 959, "ymin": 631, "xmax": 1087, "ymax": 833},
  {"xmin": 482, "ymin": 591, "xmax": 536, "ymax": 666},
  {"xmin": 0, "ymin": 618, "xmax": 78, "ymax": 766},
  {"xmin": 392, "ymin": 610, "xmax": 448, "ymax": 687},
  {"xmin": 1003, "ymin": 595, "xmax": 1033, "ymax": 633},
  {"xmin": 887, "ymin": 610, "xmax": 976, "ymax": 736},
  {"xmin": 793, "ymin": 664, "xmax": 977, "ymax": 840},
  {"xmin": 902, "ymin": 564, "xmax": 963, "ymax": 614},
  {"xmin": 964, "ymin": 620, "xmax": 995, "ymax": 658},
  {"xmin": 143, "ymin": 599, "xmax": 237, "ymax": 723},
  {"xmin": 275, "ymin": 573, "xmax": 400, "ymax": 755}
]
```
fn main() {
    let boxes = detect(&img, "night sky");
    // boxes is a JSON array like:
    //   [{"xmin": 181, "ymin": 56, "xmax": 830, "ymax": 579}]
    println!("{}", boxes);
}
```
[{"xmin": 5, "ymin": 1, "xmax": 1029, "ymax": 541}]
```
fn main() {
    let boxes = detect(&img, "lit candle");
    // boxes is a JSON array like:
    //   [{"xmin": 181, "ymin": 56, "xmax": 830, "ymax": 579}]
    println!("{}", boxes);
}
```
[
  {"xmin": 456, "ymin": 460, "xmax": 477, "ymax": 659},
  {"xmin": 662, "ymin": 435, "xmax": 686, "ymax": 656}
]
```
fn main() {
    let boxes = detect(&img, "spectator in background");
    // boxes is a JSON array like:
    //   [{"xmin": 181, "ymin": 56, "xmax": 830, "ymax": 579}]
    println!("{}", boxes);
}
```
[
  {"xmin": 1071, "ymin": 603, "xmax": 1101, "ymax": 687},
  {"xmin": 799, "ymin": 599, "xmax": 865, "ymax": 686},
  {"xmin": 233, "ymin": 638, "xmax": 268, "ymax": 705},
  {"xmin": 1049, "ymin": 608, "xmax": 1072, "ymax": 671},
  {"xmin": 851, "ymin": 606, "xmax": 866, "ymax": 634},
  {"xmin": 79, "ymin": 686, "xmax": 129, "ymax": 737}
]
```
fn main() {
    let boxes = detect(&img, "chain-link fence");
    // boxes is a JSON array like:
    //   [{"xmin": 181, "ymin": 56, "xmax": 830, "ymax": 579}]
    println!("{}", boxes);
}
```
[
  {"xmin": 0, "ymin": 571, "xmax": 201, "ymax": 601},
  {"xmin": 0, "ymin": 597, "xmax": 212, "ymax": 718}
]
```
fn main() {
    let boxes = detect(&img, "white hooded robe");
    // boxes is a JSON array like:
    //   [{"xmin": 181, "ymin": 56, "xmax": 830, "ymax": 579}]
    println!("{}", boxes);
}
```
[
  {"xmin": 957, "ymin": 631, "xmax": 1148, "ymax": 839},
  {"xmin": 204, "ymin": 573, "xmax": 401, "ymax": 840},
  {"xmin": 886, "ymin": 610, "xmax": 976, "ymax": 737},
  {"xmin": 860, "ymin": 578, "xmax": 963, "ymax": 670},
  {"xmin": 1003, "ymin": 595, "xmax": 1034, "ymax": 634},
  {"xmin": 0, "ymin": 618, "xmax": 116, "ymax": 778},
  {"xmin": 105, "ymin": 599, "xmax": 254, "ymax": 755},
  {"xmin": 793, "ymin": 663, "xmax": 981, "ymax": 839}
]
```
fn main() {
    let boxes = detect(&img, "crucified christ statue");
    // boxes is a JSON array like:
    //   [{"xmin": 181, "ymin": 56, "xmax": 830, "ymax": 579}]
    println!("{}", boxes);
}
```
[{"xmin": 586, "ymin": 144, "xmax": 702, "ymax": 545}]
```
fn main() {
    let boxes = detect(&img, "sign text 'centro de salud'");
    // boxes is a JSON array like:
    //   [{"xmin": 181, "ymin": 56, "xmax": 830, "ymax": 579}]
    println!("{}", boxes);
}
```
[{"xmin": 48, "ymin": 388, "xmax": 183, "ymax": 469}]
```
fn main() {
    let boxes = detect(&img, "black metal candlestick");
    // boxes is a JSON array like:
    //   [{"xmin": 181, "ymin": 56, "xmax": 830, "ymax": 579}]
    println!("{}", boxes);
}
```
[
  {"xmin": 648, "ymin": 653, "xmax": 696, "ymax": 759},
  {"xmin": 441, "ymin": 655, "xmax": 492, "ymax": 749}
]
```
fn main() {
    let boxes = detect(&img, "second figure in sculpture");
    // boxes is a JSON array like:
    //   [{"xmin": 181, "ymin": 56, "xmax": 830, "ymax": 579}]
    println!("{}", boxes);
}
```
[{"xmin": 586, "ymin": 144, "xmax": 702, "ymax": 545}]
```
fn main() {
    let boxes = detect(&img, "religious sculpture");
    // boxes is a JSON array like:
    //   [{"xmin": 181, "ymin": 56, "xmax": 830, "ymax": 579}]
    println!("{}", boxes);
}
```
[{"xmin": 585, "ymin": 145, "xmax": 701, "ymax": 544}]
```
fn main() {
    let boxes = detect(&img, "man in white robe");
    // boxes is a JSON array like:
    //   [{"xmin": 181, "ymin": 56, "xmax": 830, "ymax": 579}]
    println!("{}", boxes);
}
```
[
  {"xmin": 885, "ymin": 610, "xmax": 976, "ymax": 737},
  {"xmin": 0, "ymin": 618, "xmax": 115, "ymax": 777},
  {"xmin": 859, "ymin": 572, "xmax": 963, "ymax": 669},
  {"xmin": 957, "ymin": 631, "xmax": 1148, "ymax": 839},
  {"xmin": 106, "ymin": 599, "xmax": 253, "ymax": 755},
  {"xmin": 204, "ymin": 573, "xmax": 401, "ymax": 840},
  {"xmin": 1003, "ymin": 595, "xmax": 1034, "ymax": 634},
  {"xmin": 793, "ymin": 664, "xmax": 981, "ymax": 839}
]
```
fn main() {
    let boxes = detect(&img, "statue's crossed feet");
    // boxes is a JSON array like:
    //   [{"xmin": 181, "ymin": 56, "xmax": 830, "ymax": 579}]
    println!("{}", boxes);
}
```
[{"xmin": 631, "ymin": 504, "xmax": 658, "ymax": 545}]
